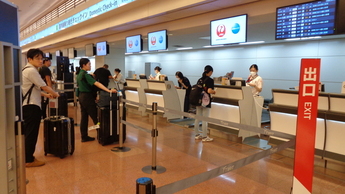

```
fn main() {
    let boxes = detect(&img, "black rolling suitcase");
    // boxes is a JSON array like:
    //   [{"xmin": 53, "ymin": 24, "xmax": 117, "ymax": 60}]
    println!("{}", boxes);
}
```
[
  {"xmin": 44, "ymin": 116, "xmax": 75, "ymax": 158},
  {"xmin": 97, "ymin": 92, "xmax": 126, "ymax": 146}
]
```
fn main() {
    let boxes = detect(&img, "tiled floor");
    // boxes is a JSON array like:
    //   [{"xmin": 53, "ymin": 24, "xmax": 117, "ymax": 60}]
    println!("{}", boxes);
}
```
[{"xmin": 25, "ymin": 107, "xmax": 345, "ymax": 193}]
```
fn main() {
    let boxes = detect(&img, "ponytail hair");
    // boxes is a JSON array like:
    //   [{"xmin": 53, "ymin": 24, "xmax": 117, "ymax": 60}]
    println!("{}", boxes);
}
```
[{"xmin": 202, "ymin": 65, "xmax": 213, "ymax": 77}]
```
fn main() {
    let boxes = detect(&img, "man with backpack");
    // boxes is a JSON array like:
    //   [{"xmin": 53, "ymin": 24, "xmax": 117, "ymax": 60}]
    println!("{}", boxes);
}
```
[
  {"xmin": 191, "ymin": 65, "xmax": 216, "ymax": 142},
  {"xmin": 22, "ymin": 48, "xmax": 60, "ymax": 167}
]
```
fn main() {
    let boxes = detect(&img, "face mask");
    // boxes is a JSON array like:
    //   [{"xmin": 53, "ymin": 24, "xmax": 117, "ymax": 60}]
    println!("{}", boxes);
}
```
[{"xmin": 250, "ymin": 71, "xmax": 257, "ymax": 76}]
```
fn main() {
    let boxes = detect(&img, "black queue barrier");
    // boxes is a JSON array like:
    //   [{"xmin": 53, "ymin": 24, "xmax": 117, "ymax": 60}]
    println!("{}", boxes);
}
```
[{"xmin": 136, "ymin": 177, "xmax": 156, "ymax": 194}]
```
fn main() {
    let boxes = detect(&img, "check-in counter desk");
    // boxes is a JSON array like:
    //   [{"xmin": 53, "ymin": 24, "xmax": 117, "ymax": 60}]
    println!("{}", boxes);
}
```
[
  {"xmin": 125, "ymin": 79, "xmax": 185, "ymax": 119},
  {"xmin": 269, "ymin": 89, "xmax": 345, "ymax": 160},
  {"xmin": 209, "ymin": 85, "xmax": 264, "ymax": 141},
  {"xmin": 124, "ymin": 79, "xmax": 142, "ymax": 109}
]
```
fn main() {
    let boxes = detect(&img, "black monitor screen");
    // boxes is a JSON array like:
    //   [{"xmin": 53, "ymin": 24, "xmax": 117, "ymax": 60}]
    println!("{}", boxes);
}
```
[{"xmin": 276, "ymin": 0, "xmax": 337, "ymax": 39}]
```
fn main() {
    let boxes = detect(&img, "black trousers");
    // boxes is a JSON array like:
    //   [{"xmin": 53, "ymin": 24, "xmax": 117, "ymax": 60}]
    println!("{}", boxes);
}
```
[
  {"xmin": 23, "ymin": 105, "xmax": 41, "ymax": 163},
  {"xmin": 41, "ymin": 96, "xmax": 49, "ymax": 118},
  {"xmin": 79, "ymin": 92, "xmax": 98, "ymax": 139}
]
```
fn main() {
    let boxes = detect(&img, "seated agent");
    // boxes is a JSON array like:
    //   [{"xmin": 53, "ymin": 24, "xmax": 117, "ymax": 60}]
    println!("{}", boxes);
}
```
[
  {"xmin": 22, "ymin": 48, "xmax": 60, "ymax": 167},
  {"xmin": 93, "ymin": 64, "xmax": 113, "ymax": 89},
  {"xmin": 77, "ymin": 58, "xmax": 117, "ymax": 142}
]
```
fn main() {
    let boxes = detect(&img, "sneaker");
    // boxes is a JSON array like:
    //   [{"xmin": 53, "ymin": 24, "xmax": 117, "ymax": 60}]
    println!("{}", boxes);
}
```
[
  {"xmin": 81, "ymin": 136, "xmax": 95, "ymax": 142},
  {"xmin": 195, "ymin": 134, "xmax": 203, "ymax": 140},
  {"xmin": 26, "ymin": 159, "xmax": 45, "ymax": 167},
  {"xmin": 88, "ymin": 123, "xmax": 100, "ymax": 131},
  {"xmin": 202, "ymin": 136, "xmax": 213, "ymax": 142}
]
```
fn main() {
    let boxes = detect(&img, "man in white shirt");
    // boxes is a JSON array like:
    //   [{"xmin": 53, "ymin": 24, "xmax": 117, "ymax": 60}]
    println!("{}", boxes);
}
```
[{"xmin": 22, "ymin": 48, "xmax": 59, "ymax": 167}]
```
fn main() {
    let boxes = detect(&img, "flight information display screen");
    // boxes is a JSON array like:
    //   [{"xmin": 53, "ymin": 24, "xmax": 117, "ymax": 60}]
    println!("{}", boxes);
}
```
[{"xmin": 276, "ymin": 0, "xmax": 337, "ymax": 39}]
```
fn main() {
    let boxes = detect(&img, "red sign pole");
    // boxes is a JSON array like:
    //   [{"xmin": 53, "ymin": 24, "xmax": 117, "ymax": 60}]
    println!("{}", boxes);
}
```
[{"xmin": 292, "ymin": 59, "xmax": 321, "ymax": 194}]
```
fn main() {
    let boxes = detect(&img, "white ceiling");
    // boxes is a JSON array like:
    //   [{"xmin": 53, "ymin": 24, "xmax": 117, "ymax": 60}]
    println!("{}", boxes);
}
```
[{"xmin": 9, "ymin": 0, "xmax": 64, "ymax": 30}]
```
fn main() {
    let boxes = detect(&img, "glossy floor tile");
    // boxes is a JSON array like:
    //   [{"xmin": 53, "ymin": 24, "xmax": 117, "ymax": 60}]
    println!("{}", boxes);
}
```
[{"xmin": 25, "ymin": 106, "xmax": 345, "ymax": 193}]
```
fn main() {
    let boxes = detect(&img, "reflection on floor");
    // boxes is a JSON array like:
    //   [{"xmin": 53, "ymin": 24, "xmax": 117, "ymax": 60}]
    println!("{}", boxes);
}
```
[{"xmin": 25, "ymin": 107, "xmax": 345, "ymax": 194}]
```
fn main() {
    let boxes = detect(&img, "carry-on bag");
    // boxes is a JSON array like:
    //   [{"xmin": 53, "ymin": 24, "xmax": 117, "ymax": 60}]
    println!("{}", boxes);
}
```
[
  {"xmin": 97, "ymin": 92, "xmax": 126, "ymax": 146},
  {"xmin": 44, "ymin": 116, "xmax": 75, "ymax": 158},
  {"xmin": 44, "ymin": 96, "xmax": 74, "ymax": 158}
]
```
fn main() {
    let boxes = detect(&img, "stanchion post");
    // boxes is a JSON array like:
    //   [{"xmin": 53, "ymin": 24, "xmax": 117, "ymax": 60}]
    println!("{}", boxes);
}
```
[
  {"xmin": 16, "ymin": 121, "xmax": 26, "ymax": 194},
  {"xmin": 142, "ymin": 102, "xmax": 166, "ymax": 174},
  {"xmin": 73, "ymin": 87, "xmax": 78, "ymax": 126},
  {"xmin": 111, "ymin": 94, "xmax": 131, "ymax": 152},
  {"xmin": 136, "ymin": 177, "xmax": 156, "ymax": 194},
  {"xmin": 152, "ymin": 103, "xmax": 158, "ymax": 169}
]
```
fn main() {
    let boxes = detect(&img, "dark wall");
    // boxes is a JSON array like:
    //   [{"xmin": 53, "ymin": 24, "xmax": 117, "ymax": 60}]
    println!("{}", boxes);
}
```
[{"xmin": 0, "ymin": 1, "xmax": 19, "ymax": 46}]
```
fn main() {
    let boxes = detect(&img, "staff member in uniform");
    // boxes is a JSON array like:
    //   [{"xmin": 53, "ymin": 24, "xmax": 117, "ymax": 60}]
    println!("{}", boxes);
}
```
[
  {"xmin": 77, "ymin": 58, "xmax": 117, "ymax": 142},
  {"xmin": 175, "ymin": 71, "xmax": 191, "ymax": 113},
  {"xmin": 246, "ymin": 64, "xmax": 263, "ymax": 96},
  {"xmin": 149, "ymin": 66, "xmax": 162, "ymax": 80},
  {"xmin": 194, "ymin": 65, "xmax": 216, "ymax": 142},
  {"xmin": 22, "ymin": 48, "xmax": 59, "ymax": 167}
]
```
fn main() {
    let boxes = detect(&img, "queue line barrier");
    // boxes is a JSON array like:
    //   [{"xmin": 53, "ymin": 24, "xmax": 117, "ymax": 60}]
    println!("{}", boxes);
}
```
[{"xmin": 118, "ymin": 98, "xmax": 297, "ymax": 194}]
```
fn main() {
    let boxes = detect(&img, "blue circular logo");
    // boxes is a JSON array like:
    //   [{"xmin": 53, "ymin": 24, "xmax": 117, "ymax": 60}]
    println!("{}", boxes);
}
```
[
  {"xmin": 232, "ymin": 23, "xmax": 240, "ymax": 34},
  {"xmin": 135, "ymin": 39, "xmax": 139, "ymax": 46},
  {"xmin": 159, "ymin": 36, "xmax": 164, "ymax": 43}
]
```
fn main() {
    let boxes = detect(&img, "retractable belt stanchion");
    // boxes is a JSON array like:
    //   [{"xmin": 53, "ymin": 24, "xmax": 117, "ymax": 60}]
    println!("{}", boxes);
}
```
[
  {"xmin": 112, "ymin": 94, "xmax": 131, "ymax": 152},
  {"xmin": 16, "ymin": 121, "xmax": 27, "ymax": 193},
  {"xmin": 136, "ymin": 177, "xmax": 156, "ymax": 194},
  {"xmin": 142, "ymin": 102, "xmax": 166, "ymax": 174},
  {"xmin": 74, "ymin": 87, "xmax": 78, "ymax": 126}
]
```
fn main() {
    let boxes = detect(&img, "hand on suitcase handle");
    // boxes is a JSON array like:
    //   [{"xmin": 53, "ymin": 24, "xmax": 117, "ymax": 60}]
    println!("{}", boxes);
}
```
[{"xmin": 109, "ymin": 88, "xmax": 117, "ymax": 93}]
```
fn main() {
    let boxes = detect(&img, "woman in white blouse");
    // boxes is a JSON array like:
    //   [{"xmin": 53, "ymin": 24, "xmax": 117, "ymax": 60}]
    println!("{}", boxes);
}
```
[{"xmin": 246, "ymin": 64, "xmax": 263, "ymax": 96}]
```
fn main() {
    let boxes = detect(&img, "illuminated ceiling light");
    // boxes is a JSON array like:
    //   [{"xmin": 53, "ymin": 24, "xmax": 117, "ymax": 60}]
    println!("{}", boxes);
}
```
[
  {"xmin": 203, "ymin": 45, "xmax": 224, "ymax": 48},
  {"xmin": 176, "ymin": 47, "xmax": 193, "ymax": 50},
  {"xmin": 284, "ymin": 38, "xmax": 301, "ymax": 41},
  {"xmin": 239, "ymin": 41, "xmax": 265, "ymax": 45}
]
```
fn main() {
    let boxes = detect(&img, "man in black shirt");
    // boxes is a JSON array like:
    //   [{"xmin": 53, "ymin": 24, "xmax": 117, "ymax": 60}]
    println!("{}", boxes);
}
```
[
  {"xmin": 39, "ymin": 58, "xmax": 54, "ymax": 119},
  {"xmin": 93, "ymin": 64, "xmax": 113, "ymax": 89}
]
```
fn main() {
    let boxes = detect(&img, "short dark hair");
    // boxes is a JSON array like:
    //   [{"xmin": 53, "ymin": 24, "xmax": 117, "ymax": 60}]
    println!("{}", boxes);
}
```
[
  {"xmin": 154, "ymin": 66, "xmax": 162, "ymax": 71},
  {"xmin": 27, "ymin": 48, "xmax": 43, "ymax": 60},
  {"xmin": 175, "ymin": 71, "xmax": 184, "ymax": 79},
  {"xmin": 114, "ymin": 68, "xmax": 121, "ymax": 73},
  {"xmin": 249, "ymin": 64, "xmax": 258, "ymax": 71},
  {"xmin": 79, "ymin": 58, "xmax": 90, "ymax": 68},
  {"xmin": 43, "ymin": 57, "xmax": 51, "ymax": 63},
  {"xmin": 103, "ymin": 64, "xmax": 109, "ymax": 68}
]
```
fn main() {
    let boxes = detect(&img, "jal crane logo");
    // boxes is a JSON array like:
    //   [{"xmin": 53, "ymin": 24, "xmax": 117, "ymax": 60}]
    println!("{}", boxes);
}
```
[
  {"xmin": 216, "ymin": 24, "xmax": 226, "ymax": 37},
  {"xmin": 128, "ymin": 40, "xmax": 133, "ymax": 48},
  {"xmin": 151, "ymin": 36, "xmax": 156, "ymax": 45}
]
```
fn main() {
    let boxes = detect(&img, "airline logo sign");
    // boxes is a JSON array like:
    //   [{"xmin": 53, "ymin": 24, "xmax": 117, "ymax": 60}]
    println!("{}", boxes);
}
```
[
  {"xmin": 216, "ymin": 24, "xmax": 226, "ymax": 37},
  {"xmin": 151, "ymin": 36, "xmax": 157, "ymax": 45},
  {"xmin": 292, "ymin": 59, "xmax": 321, "ymax": 194},
  {"xmin": 128, "ymin": 40, "xmax": 133, "ymax": 48}
]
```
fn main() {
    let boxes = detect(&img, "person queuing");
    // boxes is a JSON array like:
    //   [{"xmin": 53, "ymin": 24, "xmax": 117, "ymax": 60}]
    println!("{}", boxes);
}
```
[
  {"xmin": 246, "ymin": 64, "xmax": 263, "ymax": 96},
  {"xmin": 175, "ymin": 71, "xmax": 191, "ymax": 113},
  {"xmin": 93, "ymin": 64, "xmax": 113, "ymax": 89},
  {"xmin": 77, "ymin": 58, "xmax": 117, "ymax": 142},
  {"xmin": 149, "ymin": 66, "xmax": 162, "ymax": 80},
  {"xmin": 194, "ymin": 65, "xmax": 216, "ymax": 142},
  {"xmin": 39, "ymin": 57, "xmax": 54, "ymax": 119},
  {"xmin": 113, "ymin": 68, "xmax": 126, "ymax": 90},
  {"xmin": 22, "ymin": 48, "xmax": 60, "ymax": 167}
]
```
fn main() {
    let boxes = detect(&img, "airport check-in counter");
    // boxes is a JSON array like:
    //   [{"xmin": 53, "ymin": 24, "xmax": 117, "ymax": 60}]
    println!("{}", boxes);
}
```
[
  {"xmin": 269, "ymin": 89, "xmax": 345, "ymax": 160},
  {"xmin": 125, "ymin": 79, "xmax": 184, "ymax": 119},
  {"xmin": 209, "ymin": 85, "xmax": 264, "ymax": 141}
]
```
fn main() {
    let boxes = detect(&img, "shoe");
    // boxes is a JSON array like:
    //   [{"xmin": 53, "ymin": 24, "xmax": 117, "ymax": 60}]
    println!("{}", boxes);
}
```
[
  {"xmin": 88, "ymin": 123, "xmax": 100, "ymax": 131},
  {"xmin": 195, "ymin": 134, "xmax": 203, "ymax": 140},
  {"xmin": 26, "ymin": 159, "xmax": 45, "ymax": 167},
  {"xmin": 202, "ymin": 136, "xmax": 213, "ymax": 142},
  {"xmin": 81, "ymin": 136, "xmax": 95, "ymax": 142}
]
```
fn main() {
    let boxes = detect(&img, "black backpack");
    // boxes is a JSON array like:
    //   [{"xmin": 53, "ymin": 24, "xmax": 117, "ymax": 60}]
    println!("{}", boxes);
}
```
[{"xmin": 189, "ymin": 77, "xmax": 209, "ymax": 106}]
